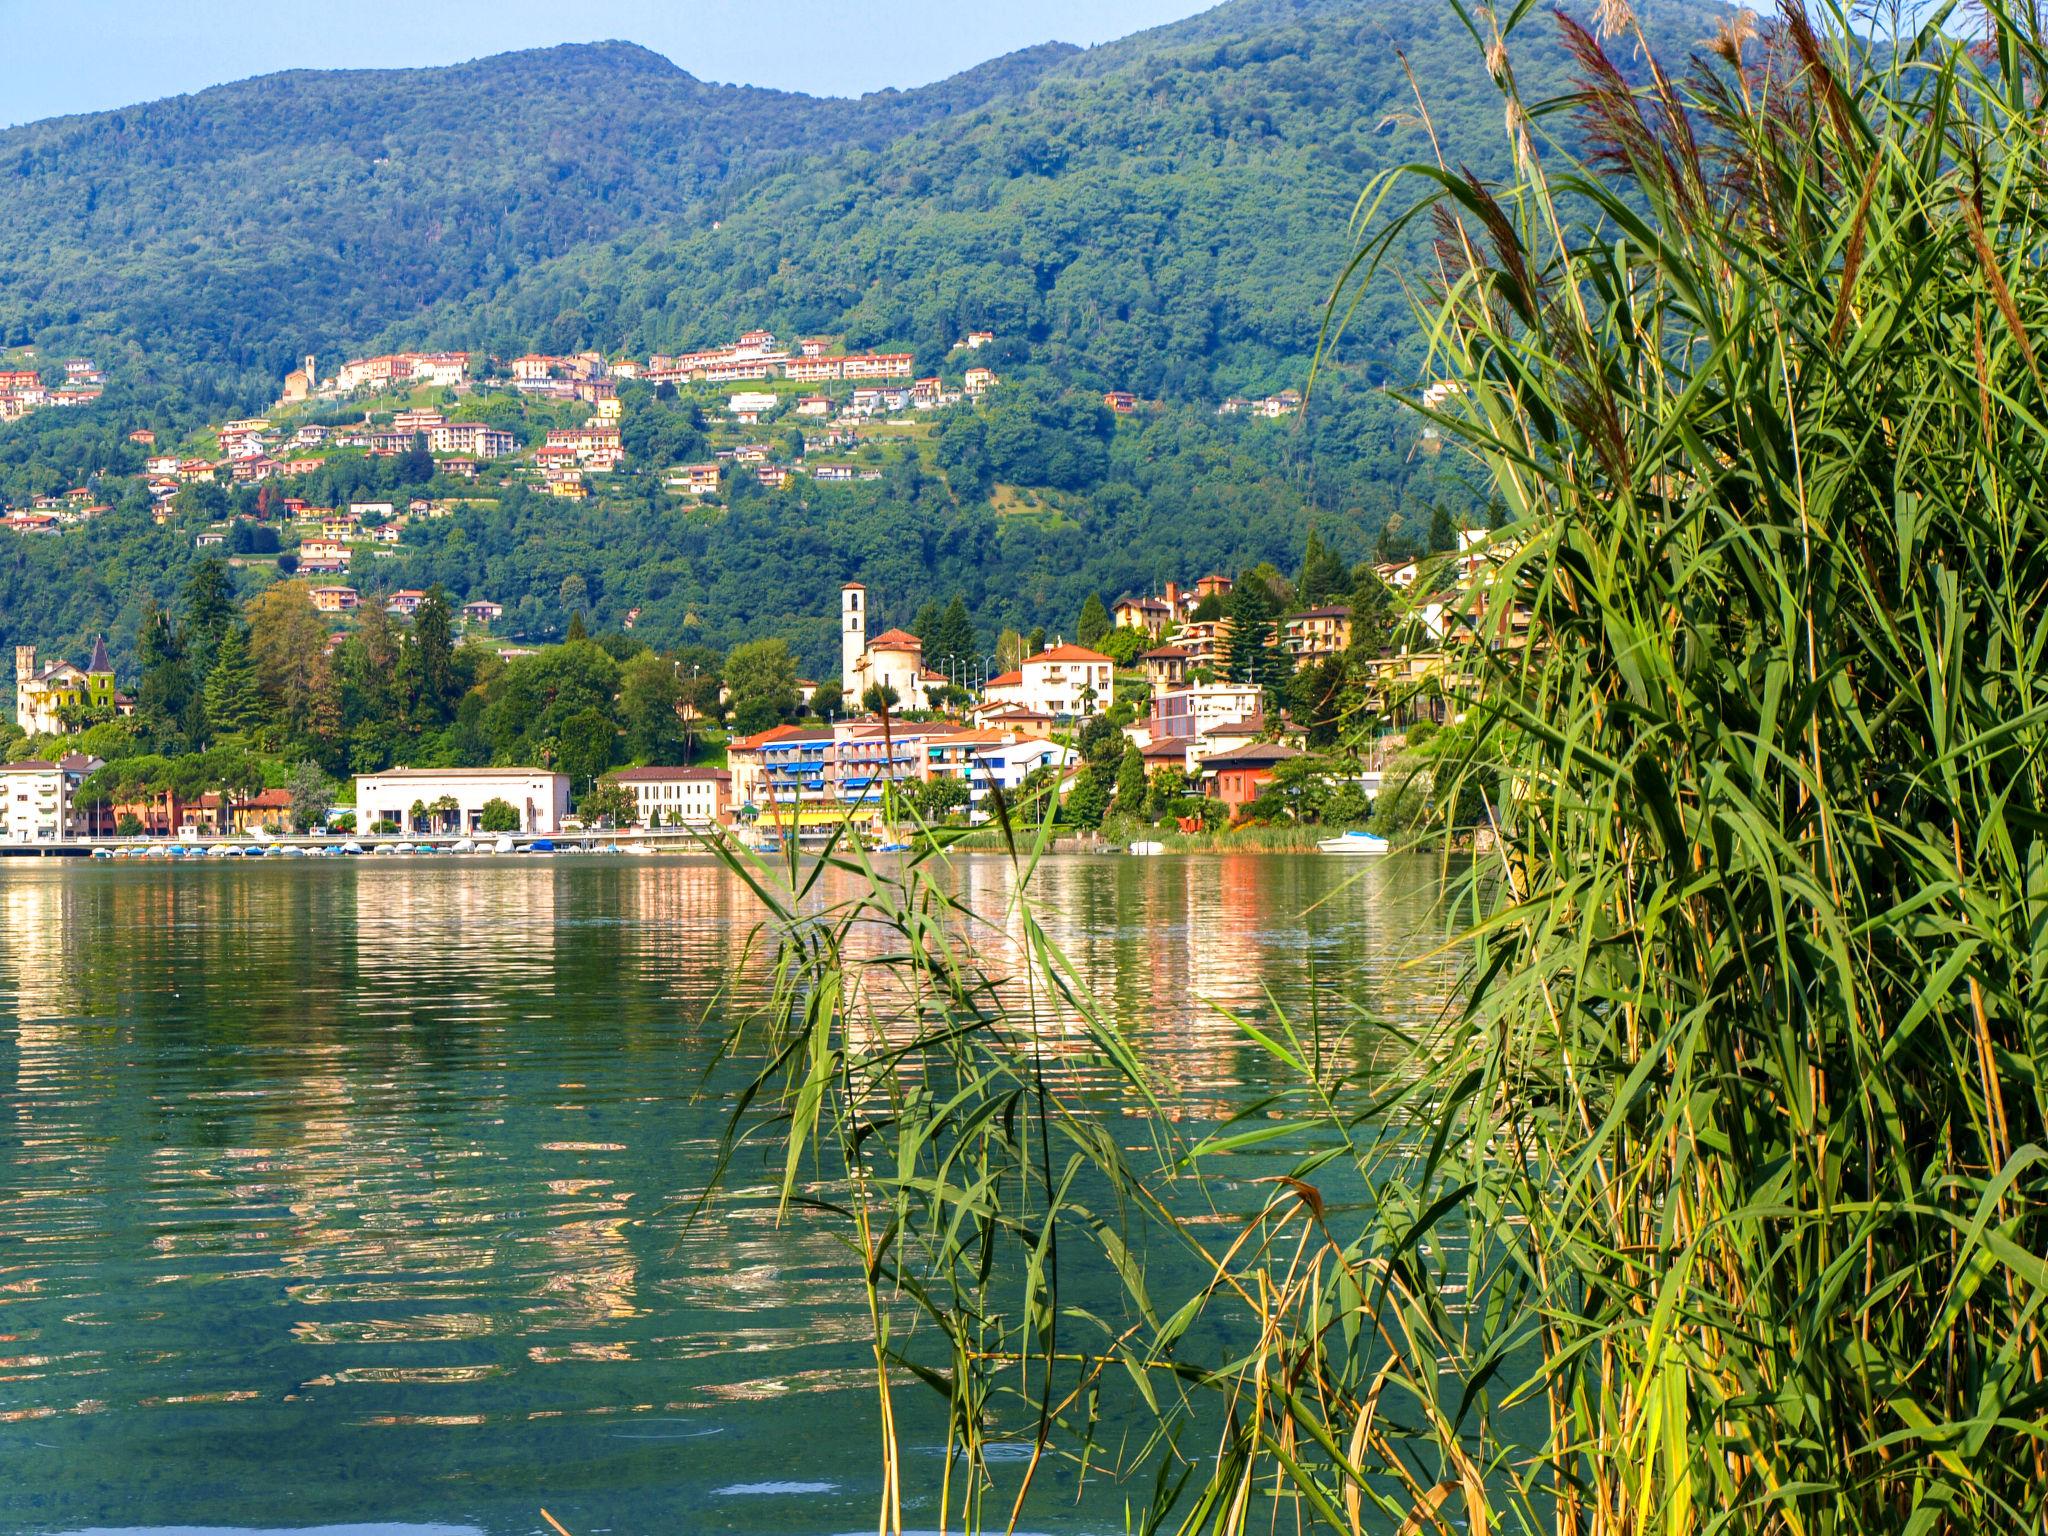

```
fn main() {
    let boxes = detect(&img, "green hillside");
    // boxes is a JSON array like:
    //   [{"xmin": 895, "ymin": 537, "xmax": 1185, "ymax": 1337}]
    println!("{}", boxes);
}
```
[
  {"xmin": 0, "ymin": 0, "xmax": 1731, "ymax": 677},
  {"xmin": 0, "ymin": 39, "xmax": 1077, "ymax": 385},
  {"xmin": 416, "ymin": 0, "xmax": 1723, "ymax": 396}
]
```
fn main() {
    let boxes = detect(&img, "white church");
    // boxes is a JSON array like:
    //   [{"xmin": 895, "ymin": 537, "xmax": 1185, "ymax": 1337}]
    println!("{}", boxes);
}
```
[{"xmin": 840, "ymin": 583, "xmax": 945, "ymax": 712}]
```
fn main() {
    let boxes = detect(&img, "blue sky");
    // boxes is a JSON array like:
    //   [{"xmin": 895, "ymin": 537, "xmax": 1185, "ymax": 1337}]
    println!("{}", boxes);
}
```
[{"xmin": 3, "ymin": 1, "xmax": 1217, "ymax": 127}]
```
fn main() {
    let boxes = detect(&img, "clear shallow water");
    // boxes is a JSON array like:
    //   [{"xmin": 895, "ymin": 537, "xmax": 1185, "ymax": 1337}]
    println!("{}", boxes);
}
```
[{"xmin": 0, "ymin": 855, "xmax": 1456, "ymax": 1536}]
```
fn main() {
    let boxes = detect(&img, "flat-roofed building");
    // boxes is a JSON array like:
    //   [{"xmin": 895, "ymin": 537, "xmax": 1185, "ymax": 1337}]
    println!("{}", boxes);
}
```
[
  {"xmin": 613, "ymin": 766, "xmax": 731, "ymax": 827},
  {"xmin": 353, "ymin": 767, "xmax": 571, "ymax": 835}
]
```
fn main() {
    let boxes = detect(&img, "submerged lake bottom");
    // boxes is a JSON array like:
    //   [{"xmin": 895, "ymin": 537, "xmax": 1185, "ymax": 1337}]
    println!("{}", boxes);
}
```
[{"xmin": 0, "ymin": 855, "xmax": 1455, "ymax": 1536}]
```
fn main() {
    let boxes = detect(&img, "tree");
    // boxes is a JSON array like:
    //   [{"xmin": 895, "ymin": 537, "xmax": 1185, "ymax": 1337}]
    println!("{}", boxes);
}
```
[
  {"xmin": 931, "ymin": 595, "xmax": 976, "ymax": 674},
  {"xmin": 1098, "ymin": 627, "xmax": 1148, "ymax": 666},
  {"xmin": 1220, "ymin": 572, "xmax": 1286, "ymax": 697},
  {"xmin": 1426, "ymin": 501, "xmax": 1457, "ymax": 553},
  {"xmin": 1348, "ymin": 565, "xmax": 1395, "ymax": 658},
  {"xmin": 579, "ymin": 775, "xmax": 639, "ymax": 828},
  {"xmin": 565, "ymin": 610, "xmax": 589, "ymax": 642},
  {"xmin": 478, "ymin": 798, "xmax": 520, "ymax": 833},
  {"xmin": 403, "ymin": 585, "xmax": 459, "ymax": 726},
  {"xmin": 1296, "ymin": 526, "xmax": 1349, "ymax": 608},
  {"xmin": 134, "ymin": 599, "xmax": 193, "ymax": 752},
  {"xmin": 287, "ymin": 760, "xmax": 334, "ymax": 832},
  {"xmin": 182, "ymin": 557, "xmax": 238, "ymax": 679},
  {"xmin": 556, "ymin": 705, "xmax": 616, "ymax": 789},
  {"xmin": 1114, "ymin": 743, "xmax": 1147, "ymax": 817},
  {"xmin": 618, "ymin": 651, "xmax": 688, "ymax": 762},
  {"xmin": 911, "ymin": 599, "xmax": 945, "ymax": 657},
  {"xmin": 398, "ymin": 432, "xmax": 434, "ymax": 485},
  {"xmin": 1076, "ymin": 593, "xmax": 1111, "ymax": 647},
  {"xmin": 246, "ymin": 580, "xmax": 329, "ymax": 734},
  {"xmin": 201, "ymin": 625, "xmax": 265, "ymax": 739},
  {"xmin": 907, "ymin": 774, "xmax": 969, "ymax": 822},
  {"xmin": 1076, "ymin": 713, "xmax": 1122, "ymax": 768},
  {"xmin": 725, "ymin": 638, "xmax": 800, "ymax": 734},
  {"xmin": 1063, "ymin": 765, "xmax": 1109, "ymax": 829}
]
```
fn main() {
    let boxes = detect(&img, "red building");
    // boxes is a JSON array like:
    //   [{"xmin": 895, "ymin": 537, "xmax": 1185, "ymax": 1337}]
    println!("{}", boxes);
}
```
[{"xmin": 1202, "ymin": 741, "xmax": 1300, "ymax": 819}]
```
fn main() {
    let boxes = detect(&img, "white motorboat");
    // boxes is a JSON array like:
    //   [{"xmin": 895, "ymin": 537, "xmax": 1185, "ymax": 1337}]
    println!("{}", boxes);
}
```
[
  {"xmin": 1317, "ymin": 830, "xmax": 1391, "ymax": 856},
  {"xmin": 450, "ymin": 838, "xmax": 477, "ymax": 854},
  {"xmin": 1128, "ymin": 840, "xmax": 1166, "ymax": 856},
  {"xmin": 493, "ymin": 836, "xmax": 515, "ymax": 854}
]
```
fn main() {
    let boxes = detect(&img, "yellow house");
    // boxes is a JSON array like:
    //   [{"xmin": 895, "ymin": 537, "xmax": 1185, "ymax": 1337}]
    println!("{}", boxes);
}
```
[{"xmin": 14, "ymin": 639, "xmax": 117, "ymax": 734}]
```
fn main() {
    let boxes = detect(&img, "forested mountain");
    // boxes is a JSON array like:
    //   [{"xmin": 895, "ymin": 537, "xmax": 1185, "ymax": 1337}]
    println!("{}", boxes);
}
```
[
  {"xmin": 416, "ymin": 0, "xmax": 1723, "ymax": 397},
  {"xmin": 0, "ymin": 0, "xmax": 1733, "ymax": 677},
  {"xmin": 0, "ymin": 39, "xmax": 1077, "ymax": 387}
]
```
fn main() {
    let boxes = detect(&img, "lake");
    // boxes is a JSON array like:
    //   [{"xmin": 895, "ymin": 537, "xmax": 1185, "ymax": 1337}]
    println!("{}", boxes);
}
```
[{"xmin": 0, "ymin": 854, "xmax": 1457, "ymax": 1536}]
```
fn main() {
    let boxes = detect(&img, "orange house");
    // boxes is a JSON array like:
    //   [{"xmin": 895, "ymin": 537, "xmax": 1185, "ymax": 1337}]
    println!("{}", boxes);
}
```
[{"xmin": 1203, "ymin": 741, "xmax": 1300, "ymax": 819}]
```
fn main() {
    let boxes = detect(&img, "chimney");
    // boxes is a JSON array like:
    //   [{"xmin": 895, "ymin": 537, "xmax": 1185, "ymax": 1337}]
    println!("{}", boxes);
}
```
[{"xmin": 1164, "ymin": 581, "xmax": 1179, "ymax": 608}]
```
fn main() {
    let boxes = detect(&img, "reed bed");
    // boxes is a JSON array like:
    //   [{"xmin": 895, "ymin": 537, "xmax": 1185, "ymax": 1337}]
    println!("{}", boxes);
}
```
[{"xmin": 696, "ymin": 5, "xmax": 2048, "ymax": 1533}]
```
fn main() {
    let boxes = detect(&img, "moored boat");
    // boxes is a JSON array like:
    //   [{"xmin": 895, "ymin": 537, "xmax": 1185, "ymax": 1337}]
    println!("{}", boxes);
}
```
[{"xmin": 1316, "ymin": 830, "xmax": 1391, "ymax": 856}]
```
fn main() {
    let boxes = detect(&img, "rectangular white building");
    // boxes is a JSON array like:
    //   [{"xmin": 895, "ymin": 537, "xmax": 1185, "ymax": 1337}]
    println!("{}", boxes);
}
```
[
  {"xmin": 353, "ymin": 768, "xmax": 571, "ymax": 835},
  {"xmin": 612, "ymin": 767, "xmax": 731, "ymax": 827},
  {"xmin": 981, "ymin": 644, "xmax": 1116, "ymax": 720},
  {"xmin": 0, "ymin": 755, "xmax": 99, "ymax": 843}
]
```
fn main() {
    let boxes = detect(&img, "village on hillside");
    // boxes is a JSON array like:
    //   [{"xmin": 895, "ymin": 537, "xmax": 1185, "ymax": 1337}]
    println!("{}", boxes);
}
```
[
  {"xmin": 0, "ymin": 327, "xmax": 1305, "ymax": 537},
  {"xmin": 1, "ymin": 508, "xmax": 1519, "ymax": 850},
  {"xmin": 0, "ymin": 322, "xmax": 1501, "ymax": 852}
]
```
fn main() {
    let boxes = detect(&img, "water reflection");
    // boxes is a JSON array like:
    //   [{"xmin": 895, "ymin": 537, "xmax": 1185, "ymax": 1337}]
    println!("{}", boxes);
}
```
[{"xmin": 0, "ymin": 855, "xmax": 1456, "ymax": 1536}]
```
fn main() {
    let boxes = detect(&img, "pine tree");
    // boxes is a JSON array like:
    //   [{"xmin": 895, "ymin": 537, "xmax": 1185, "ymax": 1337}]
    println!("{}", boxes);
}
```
[
  {"xmin": 566, "ymin": 611, "xmax": 588, "ymax": 642},
  {"xmin": 1427, "ymin": 502, "xmax": 1457, "ymax": 553},
  {"xmin": 912, "ymin": 600, "xmax": 945, "ymax": 658},
  {"xmin": 1296, "ymin": 527, "xmax": 1349, "ymax": 608},
  {"xmin": 408, "ymin": 585, "xmax": 458, "ymax": 725},
  {"xmin": 1077, "ymin": 593, "xmax": 1110, "ymax": 647},
  {"xmin": 932, "ymin": 595, "xmax": 976, "ymax": 673},
  {"xmin": 202, "ymin": 625, "xmax": 265, "ymax": 738},
  {"xmin": 135, "ymin": 599, "xmax": 193, "ymax": 752},
  {"xmin": 181, "ymin": 556, "xmax": 237, "ymax": 679},
  {"xmin": 1221, "ymin": 575, "xmax": 1282, "ymax": 692}
]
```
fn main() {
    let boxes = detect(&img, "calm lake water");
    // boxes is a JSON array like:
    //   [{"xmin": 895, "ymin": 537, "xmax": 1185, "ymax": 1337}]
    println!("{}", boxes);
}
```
[{"xmin": 0, "ymin": 854, "xmax": 1458, "ymax": 1536}]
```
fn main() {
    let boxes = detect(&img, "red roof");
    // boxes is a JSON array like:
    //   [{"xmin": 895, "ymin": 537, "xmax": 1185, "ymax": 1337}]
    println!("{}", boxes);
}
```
[
  {"xmin": 615, "ymin": 766, "xmax": 730, "ymax": 783},
  {"xmin": 985, "ymin": 669, "xmax": 1023, "ymax": 687},
  {"xmin": 866, "ymin": 628, "xmax": 922, "ymax": 650},
  {"xmin": 1029, "ymin": 644, "xmax": 1113, "ymax": 664},
  {"xmin": 731, "ymin": 724, "xmax": 812, "ymax": 750}
]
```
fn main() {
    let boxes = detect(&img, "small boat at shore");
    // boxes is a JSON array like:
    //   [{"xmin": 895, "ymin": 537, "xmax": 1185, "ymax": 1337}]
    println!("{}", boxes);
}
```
[
  {"xmin": 493, "ymin": 836, "xmax": 515, "ymax": 854},
  {"xmin": 1317, "ymin": 830, "xmax": 1391, "ymax": 856},
  {"xmin": 1127, "ymin": 840, "xmax": 1166, "ymax": 856}
]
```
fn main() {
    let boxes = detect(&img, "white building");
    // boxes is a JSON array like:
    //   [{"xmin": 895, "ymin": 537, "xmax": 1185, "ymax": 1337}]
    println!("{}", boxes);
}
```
[
  {"xmin": 0, "ymin": 754, "xmax": 100, "ymax": 843},
  {"xmin": 352, "ymin": 768, "xmax": 571, "ymax": 835},
  {"xmin": 969, "ymin": 739, "xmax": 1076, "ymax": 815},
  {"xmin": 1148, "ymin": 684, "xmax": 1265, "ymax": 741},
  {"xmin": 980, "ymin": 644, "xmax": 1115, "ymax": 719},
  {"xmin": 727, "ymin": 391, "xmax": 780, "ymax": 417},
  {"xmin": 838, "ymin": 583, "xmax": 941, "ymax": 711},
  {"xmin": 613, "ymin": 767, "xmax": 731, "ymax": 827}
]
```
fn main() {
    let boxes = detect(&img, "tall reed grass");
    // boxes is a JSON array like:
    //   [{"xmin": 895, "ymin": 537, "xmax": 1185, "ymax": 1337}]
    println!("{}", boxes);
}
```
[{"xmin": 698, "ymin": 4, "xmax": 2048, "ymax": 1532}]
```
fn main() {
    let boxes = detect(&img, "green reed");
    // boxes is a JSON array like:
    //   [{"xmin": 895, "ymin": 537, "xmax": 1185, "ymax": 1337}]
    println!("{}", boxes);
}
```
[{"xmin": 696, "ymin": 5, "xmax": 2048, "ymax": 1532}]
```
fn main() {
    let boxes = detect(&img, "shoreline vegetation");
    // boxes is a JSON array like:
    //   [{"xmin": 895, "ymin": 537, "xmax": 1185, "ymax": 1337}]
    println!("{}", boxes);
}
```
[{"xmin": 690, "ymin": 6, "xmax": 2048, "ymax": 1536}]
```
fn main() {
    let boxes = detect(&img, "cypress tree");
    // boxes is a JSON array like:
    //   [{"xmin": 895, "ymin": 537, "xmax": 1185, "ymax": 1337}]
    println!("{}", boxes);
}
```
[
  {"xmin": 1115, "ymin": 743, "xmax": 1147, "ymax": 817},
  {"xmin": 1077, "ymin": 593, "xmax": 1111, "ymax": 647}
]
